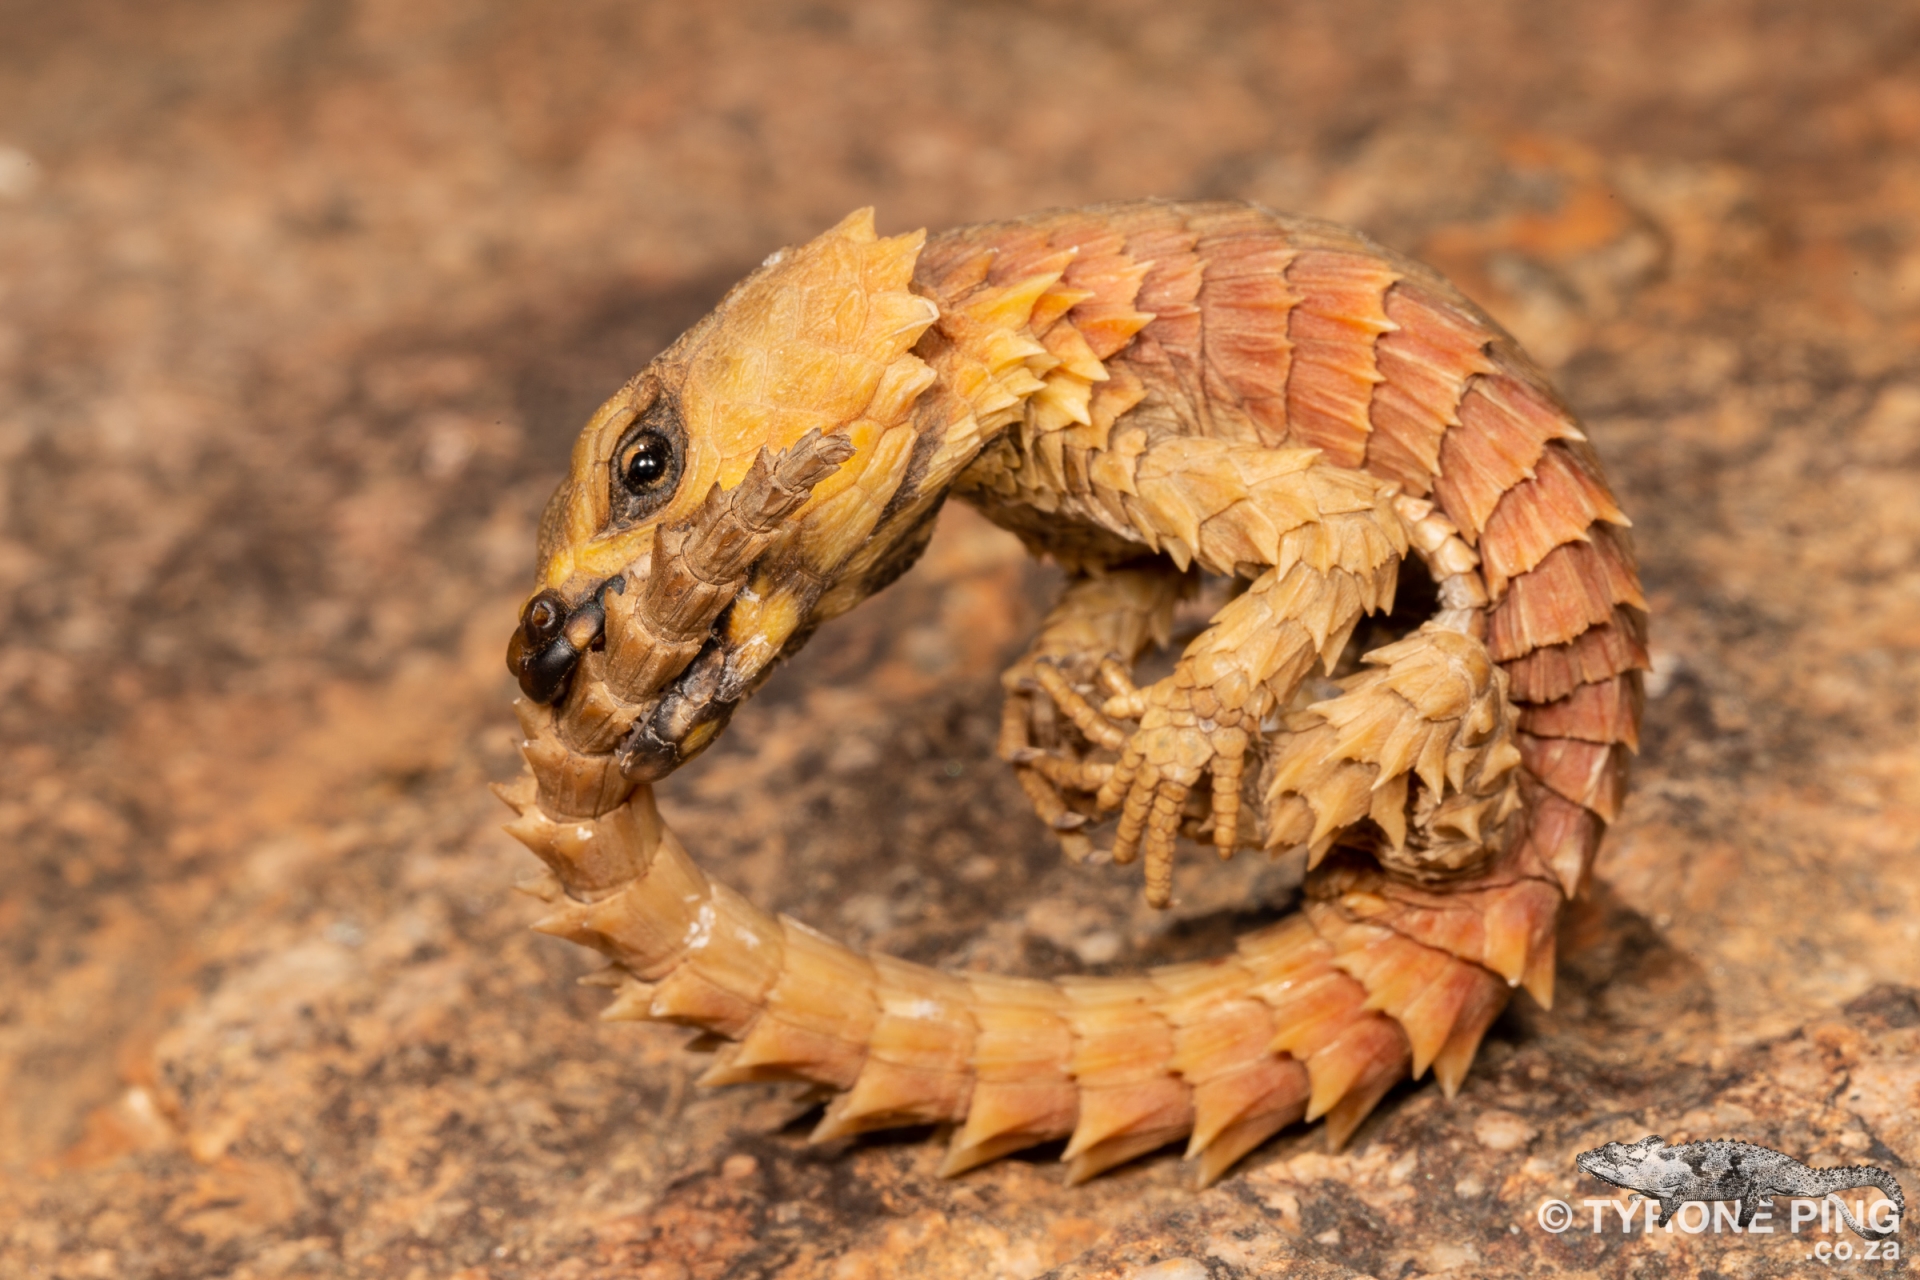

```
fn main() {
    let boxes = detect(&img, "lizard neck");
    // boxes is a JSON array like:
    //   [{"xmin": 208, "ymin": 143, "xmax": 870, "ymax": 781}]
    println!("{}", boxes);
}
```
[{"xmin": 909, "ymin": 223, "xmax": 1156, "ymax": 498}]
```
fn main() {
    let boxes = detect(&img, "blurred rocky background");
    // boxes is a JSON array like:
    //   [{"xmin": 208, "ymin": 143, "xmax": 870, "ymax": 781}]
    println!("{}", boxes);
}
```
[{"xmin": 2, "ymin": 2, "xmax": 1919, "ymax": 1276}]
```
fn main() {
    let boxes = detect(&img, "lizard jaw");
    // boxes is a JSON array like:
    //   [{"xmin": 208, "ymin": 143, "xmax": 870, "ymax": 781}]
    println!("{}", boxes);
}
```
[{"xmin": 613, "ymin": 639, "xmax": 738, "ymax": 782}]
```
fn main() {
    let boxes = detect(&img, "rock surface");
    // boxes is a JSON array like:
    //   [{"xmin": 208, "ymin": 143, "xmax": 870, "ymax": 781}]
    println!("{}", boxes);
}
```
[{"xmin": 3, "ymin": 2, "xmax": 1918, "ymax": 1277}]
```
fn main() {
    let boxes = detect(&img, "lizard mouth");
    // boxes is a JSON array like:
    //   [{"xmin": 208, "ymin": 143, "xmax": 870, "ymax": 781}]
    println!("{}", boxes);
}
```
[
  {"xmin": 506, "ymin": 575, "xmax": 736, "ymax": 781},
  {"xmin": 510, "ymin": 424, "xmax": 862, "ymax": 773},
  {"xmin": 506, "ymin": 580, "xmax": 616, "ymax": 705},
  {"xmin": 1575, "ymin": 1154, "xmax": 1622, "ymax": 1183},
  {"xmin": 613, "ymin": 638, "xmax": 736, "ymax": 782}
]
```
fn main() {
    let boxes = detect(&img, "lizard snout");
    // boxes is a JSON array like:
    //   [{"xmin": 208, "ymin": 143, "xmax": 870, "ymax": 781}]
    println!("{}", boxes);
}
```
[{"xmin": 507, "ymin": 585, "xmax": 611, "ymax": 704}]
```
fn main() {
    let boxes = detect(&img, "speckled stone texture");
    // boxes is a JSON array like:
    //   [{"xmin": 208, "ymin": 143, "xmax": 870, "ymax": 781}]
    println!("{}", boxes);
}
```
[{"xmin": 2, "ymin": 3, "xmax": 1918, "ymax": 1277}]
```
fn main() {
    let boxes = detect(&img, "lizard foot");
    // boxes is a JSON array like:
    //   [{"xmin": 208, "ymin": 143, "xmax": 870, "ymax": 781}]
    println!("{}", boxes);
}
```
[
  {"xmin": 997, "ymin": 652, "xmax": 1119, "ymax": 864},
  {"xmin": 993, "ymin": 568, "xmax": 1185, "ymax": 864},
  {"xmin": 1056, "ymin": 662, "xmax": 1252, "ymax": 908}
]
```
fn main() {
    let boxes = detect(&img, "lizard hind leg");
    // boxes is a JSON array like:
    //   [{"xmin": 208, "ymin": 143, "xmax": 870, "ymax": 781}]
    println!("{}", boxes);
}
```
[
  {"xmin": 1258, "ymin": 622, "xmax": 1543, "ymax": 1098},
  {"xmin": 1262, "ymin": 621, "xmax": 1525, "ymax": 881}
]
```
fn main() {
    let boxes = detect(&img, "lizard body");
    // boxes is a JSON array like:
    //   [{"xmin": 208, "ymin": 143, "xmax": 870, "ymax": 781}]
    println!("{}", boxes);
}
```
[
  {"xmin": 496, "ymin": 201, "xmax": 1647, "ymax": 1184},
  {"xmin": 1578, "ymin": 1135, "xmax": 1905, "ymax": 1240}
]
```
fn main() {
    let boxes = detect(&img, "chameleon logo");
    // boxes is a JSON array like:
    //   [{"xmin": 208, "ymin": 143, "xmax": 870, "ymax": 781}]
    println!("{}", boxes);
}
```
[{"xmin": 1576, "ymin": 1135, "xmax": 1905, "ymax": 1242}]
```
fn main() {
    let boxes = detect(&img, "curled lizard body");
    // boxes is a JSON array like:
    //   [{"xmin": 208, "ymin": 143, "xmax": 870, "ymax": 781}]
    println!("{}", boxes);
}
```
[{"xmin": 495, "ymin": 201, "xmax": 1647, "ymax": 1186}]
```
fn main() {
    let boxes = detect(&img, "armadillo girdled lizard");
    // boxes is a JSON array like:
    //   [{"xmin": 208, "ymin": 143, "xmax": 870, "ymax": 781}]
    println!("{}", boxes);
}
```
[{"xmin": 494, "ymin": 200, "xmax": 1647, "ymax": 1187}]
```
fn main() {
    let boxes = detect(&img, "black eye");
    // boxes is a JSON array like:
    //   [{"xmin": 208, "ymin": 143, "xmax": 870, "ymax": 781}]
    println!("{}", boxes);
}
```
[
  {"xmin": 608, "ymin": 398, "xmax": 686, "ymax": 525},
  {"xmin": 620, "ymin": 431, "xmax": 673, "ymax": 493}
]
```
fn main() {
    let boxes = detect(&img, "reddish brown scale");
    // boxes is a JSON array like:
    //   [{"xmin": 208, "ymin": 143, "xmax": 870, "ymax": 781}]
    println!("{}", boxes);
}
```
[
  {"xmin": 1518, "ymin": 734, "xmax": 1632, "ymax": 823},
  {"xmin": 1508, "ymin": 783, "xmax": 1607, "ymax": 897},
  {"xmin": 1432, "ymin": 366, "xmax": 1582, "ymax": 542},
  {"xmin": 1322, "ymin": 920, "xmax": 1473, "ymax": 1075},
  {"xmin": 1364, "ymin": 283, "xmax": 1497, "ymax": 496},
  {"xmin": 1123, "ymin": 218, "xmax": 1206, "ymax": 331},
  {"xmin": 1487, "ymin": 524, "xmax": 1646, "ymax": 662},
  {"xmin": 913, "ymin": 239, "xmax": 997, "ymax": 301},
  {"xmin": 1503, "ymin": 606, "xmax": 1651, "ymax": 704},
  {"xmin": 1282, "ymin": 249, "xmax": 1398, "ymax": 468},
  {"xmin": 925, "ymin": 206, "xmax": 1158, "ymax": 364},
  {"xmin": 1480, "ymin": 441, "xmax": 1630, "ymax": 597},
  {"xmin": 1188, "ymin": 207, "xmax": 1301, "ymax": 446},
  {"xmin": 1312, "ymin": 866, "xmax": 1564, "ymax": 997},
  {"xmin": 1060, "ymin": 221, "xmax": 1157, "ymax": 360},
  {"xmin": 1100, "ymin": 211, "xmax": 1207, "ymax": 422},
  {"xmin": 980, "ymin": 229, "xmax": 1075, "ymax": 289},
  {"xmin": 1517, "ymin": 673, "xmax": 1645, "ymax": 750}
]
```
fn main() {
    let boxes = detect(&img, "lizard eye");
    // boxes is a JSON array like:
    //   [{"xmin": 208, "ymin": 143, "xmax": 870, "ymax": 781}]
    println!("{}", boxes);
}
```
[
  {"xmin": 608, "ymin": 400, "xmax": 686, "ymax": 525},
  {"xmin": 621, "ymin": 432, "xmax": 672, "ymax": 492}
]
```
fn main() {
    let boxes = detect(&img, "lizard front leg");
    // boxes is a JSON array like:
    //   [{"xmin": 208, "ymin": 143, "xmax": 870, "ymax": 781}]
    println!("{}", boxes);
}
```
[
  {"xmin": 997, "ymin": 565, "xmax": 1186, "ymax": 860},
  {"xmin": 1088, "ymin": 534, "xmax": 1404, "ymax": 906},
  {"xmin": 1029, "ymin": 451, "xmax": 1414, "ymax": 907}
]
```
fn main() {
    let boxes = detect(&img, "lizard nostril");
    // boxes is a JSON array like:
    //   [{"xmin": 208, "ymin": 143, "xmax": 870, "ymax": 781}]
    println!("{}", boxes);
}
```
[{"xmin": 521, "ymin": 591, "xmax": 568, "ymax": 649}]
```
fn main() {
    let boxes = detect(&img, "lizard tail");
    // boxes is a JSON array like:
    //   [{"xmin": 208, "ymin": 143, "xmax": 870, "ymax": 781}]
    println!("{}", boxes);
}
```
[
  {"xmin": 1811, "ymin": 1167, "xmax": 1906, "ymax": 1242},
  {"xmin": 498, "ymin": 742, "xmax": 1539, "ymax": 1186},
  {"xmin": 1829, "ymin": 1195, "xmax": 1899, "ymax": 1243}
]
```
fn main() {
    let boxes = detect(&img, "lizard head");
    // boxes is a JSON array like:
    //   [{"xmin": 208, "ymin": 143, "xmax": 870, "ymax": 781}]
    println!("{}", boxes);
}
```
[
  {"xmin": 508, "ymin": 209, "xmax": 941, "ymax": 776},
  {"xmin": 1575, "ymin": 1135, "xmax": 1668, "ymax": 1188}
]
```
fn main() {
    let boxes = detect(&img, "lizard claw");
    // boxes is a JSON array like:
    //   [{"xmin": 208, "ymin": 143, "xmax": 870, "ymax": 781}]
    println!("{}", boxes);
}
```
[
  {"xmin": 1031, "ymin": 660, "xmax": 1129, "ymax": 751},
  {"xmin": 1001, "ymin": 666, "xmax": 1121, "ymax": 863},
  {"xmin": 1095, "ymin": 677, "xmax": 1253, "ymax": 907}
]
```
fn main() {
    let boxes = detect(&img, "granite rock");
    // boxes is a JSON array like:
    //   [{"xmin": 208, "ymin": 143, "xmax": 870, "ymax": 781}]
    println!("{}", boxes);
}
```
[{"xmin": 3, "ymin": 3, "xmax": 1918, "ymax": 1277}]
